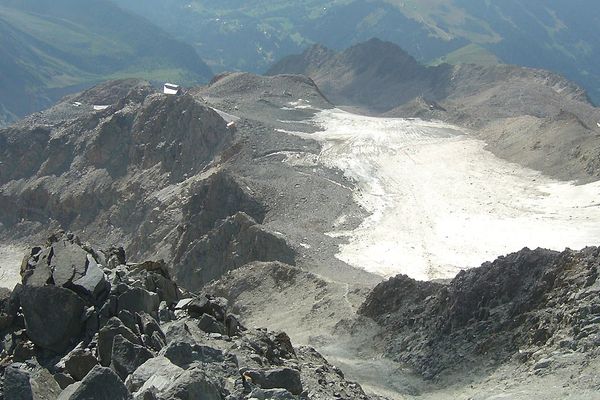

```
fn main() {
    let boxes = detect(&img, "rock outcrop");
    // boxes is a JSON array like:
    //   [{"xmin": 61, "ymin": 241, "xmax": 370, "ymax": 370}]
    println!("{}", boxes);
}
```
[
  {"xmin": 359, "ymin": 247, "xmax": 600, "ymax": 379},
  {"xmin": 0, "ymin": 234, "xmax": 373, "ymax": 399}
]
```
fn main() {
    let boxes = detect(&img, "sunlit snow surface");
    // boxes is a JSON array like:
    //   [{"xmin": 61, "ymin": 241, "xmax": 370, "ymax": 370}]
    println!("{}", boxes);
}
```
[{"xmin": 283, "ymin": 107, "xmax": 600, "ymax": 280}]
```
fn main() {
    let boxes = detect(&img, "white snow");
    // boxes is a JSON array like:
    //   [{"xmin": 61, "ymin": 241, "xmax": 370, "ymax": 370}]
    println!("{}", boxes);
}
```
[
  {"xmin": 283, "ymin": 108, "xmax": 600, "ymax": 281},
  {"xmin": 0, "ymin": 245, "xmax": 25, "ymax": 289}
]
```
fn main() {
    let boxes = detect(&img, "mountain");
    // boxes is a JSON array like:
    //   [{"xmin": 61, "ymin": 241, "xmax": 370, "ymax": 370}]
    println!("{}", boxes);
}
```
[
  {"xmin": 117, "ymin": 0, "xmax": 600, "ymax": 104},
  {"xmin": 2, "ymin": 76, "xmax": 600, "ymax": 398},
  {"xmin": 268, "ymin": 39, "xmax": 600, "ymax": 183},
  {"xmin": 0, "ymin": 0, "xmax": 212, "ymax": 125}
]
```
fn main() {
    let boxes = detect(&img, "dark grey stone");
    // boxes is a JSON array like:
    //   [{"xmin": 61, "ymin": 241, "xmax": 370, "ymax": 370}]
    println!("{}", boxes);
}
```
[
  {"xmin": 20, "ymin": 285, "xmax": 86, "ymax": 353},
  {"xmin": 64, "ymin": 349, "xmax": 99, "ymax": 381},
  {"xmin": 110, "ymin": 334, "xmax": 154, "ymax": 381},
  {"xmin": 57, "ymin": 365, "xmax": 132, "ymax": 400},
  {"xmin": 197, "ymin": 314, "xmax": 225, "ymax": 335},
  {"xmin": 97, "ymin": 317, "xmax": 141, "ymax": 367}
]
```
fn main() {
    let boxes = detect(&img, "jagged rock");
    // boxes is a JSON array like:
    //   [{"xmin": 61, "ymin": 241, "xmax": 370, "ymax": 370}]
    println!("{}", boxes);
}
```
[
  {"xmin": 70, "ymin": 254, "xmax": 110, "ymax": 304},
  {"xmin": 4, "ymin": 363, "xmax": 34, "ymax": 400},
  {"xmin": 20, "ymin": 285, "xmax": 86, "ymax": 353},
  {"xmin": 359, "ymin": 247, "xmax": 600, "ymax": 379},
  {"xmin": 248, "ymin": 388, "xmax": 297, "ymax": 400},
  {"xmin": 21, "ymin": 248, "xmax": 53, "ymax": 287},
  {"xmin": 198, "ymin": 314, "xmax": 226, "ymax": 335},
  {"xmin": 118, "ymin": 310, "xmax": 141, "ymax": 335},
  {"xmin": 174, "ymin": 212, "xmax": 295, "ymax": 292},
  {"xmin": 0, "ymin": 286, "xmax": 18, "ymax": 330},
  {"xmin": 50, "ymin": 240, "xmax": 89, "ymax": 287},
  {"xmin": 110, "ymin": 334, "xmax": 154, "ymax": 381},
  {"xmin": 55, "ymin": 372, "xmax": 76, "ymax": 389},
  {"xmin": 157, "ymin": 366, "xmax": 222, "ymax": 400},
  {"xmin": 243, "ymin": 367, "xmax": 303, "ymax": 395},
  {"xmin": 124, "ymin": 356, "xmax": 184, "ymax": 394},
  {"xmin": 57, "ymin": 365, "xmax": 132, "ymax": 400},
  {"xmin": 162, "ymin": 342, "xmax": 226, "ymax": 368},
  {"xmin": 64, "ymin": 348, "xmax": 99, "ymax": 381},
  {"xmin": 117, "ymin": 287, "xmax": 160, "ymax": 317},
  {"xmin": 97, "ymin": 317, "xmax": 141, "ymax": 367},
  {"xmin": 4, "ymin": 363, "xmax": 62, "ymax": 400}
]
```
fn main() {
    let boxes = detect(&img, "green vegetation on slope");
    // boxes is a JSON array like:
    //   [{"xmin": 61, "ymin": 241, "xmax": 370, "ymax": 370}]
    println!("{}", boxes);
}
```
[
  {"xmin": 117, "ymin": 0, "xmax": 600, "ymax": 104},
  {"xmin": 0, "ymin": 0, "xmax": 212, "ymax": 124}
]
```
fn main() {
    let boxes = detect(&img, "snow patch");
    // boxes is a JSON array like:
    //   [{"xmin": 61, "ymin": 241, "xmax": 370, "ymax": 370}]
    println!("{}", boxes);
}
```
[{"xmin": 284, "ymin": 108, "xmax": 600, "ymax": 281}]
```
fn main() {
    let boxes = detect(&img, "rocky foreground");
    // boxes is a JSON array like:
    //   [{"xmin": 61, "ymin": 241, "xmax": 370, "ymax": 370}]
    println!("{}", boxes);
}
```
[{"xmin": 0, "ymin": 232, "xmax": 373, "ymax": 399}]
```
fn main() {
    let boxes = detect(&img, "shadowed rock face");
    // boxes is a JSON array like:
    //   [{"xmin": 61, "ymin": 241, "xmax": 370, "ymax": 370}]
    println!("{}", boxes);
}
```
[{"xmin": 359, "ymin": 247, "xmax": 600, "ymax": 379}]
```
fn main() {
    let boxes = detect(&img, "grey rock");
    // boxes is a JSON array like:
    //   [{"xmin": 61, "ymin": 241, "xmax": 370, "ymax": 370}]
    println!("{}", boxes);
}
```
[
  {"xmin": 248, "ymin": 388, "xmax": 297, "ymax": 400},
  {"xmin": 55, "ymin": 372, "xmax": 76, "ymax": 390},
  {"xmin": 125, "ymin": 356, "xmax": 184, "ymax": 394},
  {"xmin": 158, "ymin": 367, "xmax": 222, "ymax": 400},
  {"xmin": 21, "ymin": 248, "xmax": 53, "ymax": 287},
  {"xmin": 117, "ymin": 287, "xmax": 160, "ymax": 317},
  {"xmin": 162, "ymin": 341, "xmax": 225, "ymax": 368},
  {"xmin": 20, "ymin": 285, "xmax": 86, "ymax": 353},
  {"xmin": 198, "ymin": 314, "xmax": 225, "ymax": 335},
  {"xmin": 245, "ymin": 368, "xmax": 303, "ymax": 395},
  {"xmin": 71, "ymin": 254, "xmax": 110, "ymax": 303},
  {"xmin": 111, "ymin": 334, "xmax": 154, "ymax": 381},
  {"xmin": 533, "ymin": 358, "xmax": 553, "ymax": 370},
  {"xmin": 4, "ymin": 363, "xmax": 34, "ymax": 400},
  {"xmin": 97, "ymin": 317, "xmax": 141, "ymax": 367},
  {"xmin": 57, "ymin": 365, "xmax": 132, "ymax": 400},
  {"xmin": 64, "ymin": 348, "xmax": 99, "ymax": 381},
  {"xmin": 4, "ymin": 363, "xmax": 62, "ymax": 400},
  {"xmin": 51, "ymin": 241, "xmax": 89, "ymax": 287}
]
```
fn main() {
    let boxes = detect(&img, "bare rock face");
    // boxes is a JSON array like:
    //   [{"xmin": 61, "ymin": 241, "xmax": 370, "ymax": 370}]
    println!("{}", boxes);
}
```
[
  {"xmin": 359, "ymin": 247, "xmax": 600, "ymax": 379},
  {"xmin": 171, "ymin": 171, "xmax": 295, "ymax": 292},
  {"xmin": 174, "ymin": 211, "xmax": 295, "ymax": 292}
]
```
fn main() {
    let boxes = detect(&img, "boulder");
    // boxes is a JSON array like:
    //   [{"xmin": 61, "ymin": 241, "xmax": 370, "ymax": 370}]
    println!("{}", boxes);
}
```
[
  {"xmin": 162, "ymin": 342, "xmax": 225, "ymax": 368},
  {"xmin": 21, "ymin": 248, "xmax": 53, "ymax": 287},
  {"xmin": 70, "ymin": 254, "xmax": 110, "ymax": 304},
  {"xmin": 50, "ymin": 241, "xmax": 89, "ymax": 287},
  {"xmin": 124, "ymin": 356, "xmax": 184, "ymax": 394},
  {"xmin": 117, "ymin": 287, "xmax": 160, "ymax": 316},
  {"xmin": 244, "ymin": 368, "xmax": 303, "ymax": 395},
  {"xmin": 97, "ymin": 317, "xmax": 141, "ymax": 367},
  {"xmin": 64, "ymin": 348, "xmax": 99, "ymax": 381},
  {"xmin": 111, "ymin": 334, "xmax": 154, "ymax": 381},
  {"xmin": 4, "ymin": 363, "xmax": 62, "ymax": 400},
  {"xmin": 57, "ymin": 365, "xmax": 132, "ymax": 400},
  {"xmin": 4, "ymin": 363, "xmax": 34, "ymax": 400},
  {"xmin": 197, "ymin": 314, "xmax": 225, "ymax": 335},
  {"xmin": 20, "ymin": 285, "xmax": 86, "ymax": 353},
  {"xmin": 158, "ymin": 367, "xmax": 222, "ymax": 400}
]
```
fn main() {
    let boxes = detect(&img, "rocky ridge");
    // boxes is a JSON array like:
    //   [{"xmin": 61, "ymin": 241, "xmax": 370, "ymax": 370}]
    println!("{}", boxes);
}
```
[
  {"xmin": 0, "ymin": 232, "xmax": 375, "ymax": 399},
  {"xmin": 0, "ymin": 79, "xmax": 299, "ymax": 292},
  {"xmin": 359, "ymin": 247, "xmax": 600, "ymax": 384}
]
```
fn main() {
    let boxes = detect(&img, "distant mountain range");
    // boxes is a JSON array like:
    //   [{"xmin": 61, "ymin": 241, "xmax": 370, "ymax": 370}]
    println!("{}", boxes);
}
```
[
  {"xmin": 117, "ymin": 0, "xmax": 600, "ymax": 104},
  {"xmin": 0, "ymin": 0, "xmax": 212, "ymax": 125}
]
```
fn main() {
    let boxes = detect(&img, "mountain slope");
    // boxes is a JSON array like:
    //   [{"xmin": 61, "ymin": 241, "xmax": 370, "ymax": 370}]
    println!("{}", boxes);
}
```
[
  {"xmin": 117, "ymin": 0, "xmax": 600, "ymax": 103},
  {"xmin": 268, "ymin": 39, "xmax": 600, "ymax": 182},
  {"xmin": 0, "ymin": 0, "xmax": 212, "ymax": 125}
]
